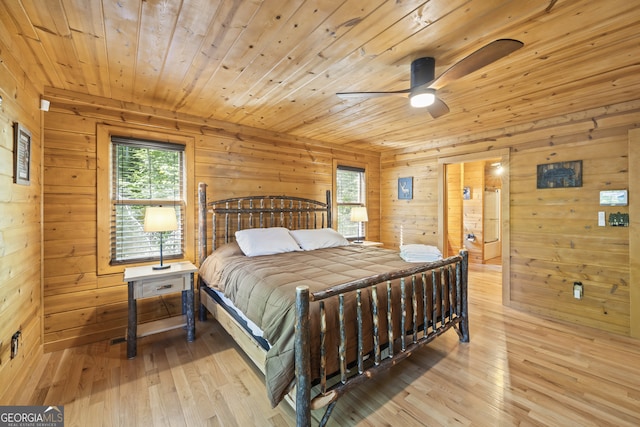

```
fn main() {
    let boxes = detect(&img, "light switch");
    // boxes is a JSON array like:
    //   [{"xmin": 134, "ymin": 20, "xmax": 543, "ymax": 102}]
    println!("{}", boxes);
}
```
[{"xmin": 598, "ymin": 211, "xmax": 606, "ymax": 227}]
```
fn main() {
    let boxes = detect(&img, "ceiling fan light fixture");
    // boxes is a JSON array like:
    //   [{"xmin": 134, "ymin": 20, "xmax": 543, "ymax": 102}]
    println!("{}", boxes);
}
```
[
  {"xmin": 410, "ymin": 89, "xmax": 435, "ymax": 108},
  {"xmin": 336, "ymin": 40, "xmax": 523, "ymax": 118}
]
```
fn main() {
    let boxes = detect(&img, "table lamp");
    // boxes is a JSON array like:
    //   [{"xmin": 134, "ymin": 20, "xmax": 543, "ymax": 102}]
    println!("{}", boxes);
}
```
[
  {"xmin": 144, "ymin": 206, "xmax": 177, "ymax": 269},
  {"xmin": 350, "ymin": 206, "xmax": 368, "ymax": 243}
]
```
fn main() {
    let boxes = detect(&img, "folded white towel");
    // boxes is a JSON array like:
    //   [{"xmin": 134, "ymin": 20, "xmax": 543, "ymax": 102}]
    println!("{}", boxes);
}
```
[
  {"xmin": 399, "ymin": 244, "xmax": 442, "ymax": 263},
  {"xmin": 400, "ymin": 244, "xmax": 442, "ymax": 255},
  {"xmin": 400, "ymin": 252, "xmax": 442, "ymax": 263}
]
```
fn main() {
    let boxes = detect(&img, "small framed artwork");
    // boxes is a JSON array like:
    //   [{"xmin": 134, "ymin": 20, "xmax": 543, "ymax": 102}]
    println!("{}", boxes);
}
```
[
  {"xmin": 398, "ymin": 177, "xmax": 413, "ymax": 200},
  {"xmin": 13, "ymin": 122, "xmax": 32, "ymax": 186},
  {"xmin": 537, "ymin": 160, "xmax": 582, "ymax": 189},
  {"xmin": 463, "ymin": 186, "xmax": 471, "ymax": 200}
]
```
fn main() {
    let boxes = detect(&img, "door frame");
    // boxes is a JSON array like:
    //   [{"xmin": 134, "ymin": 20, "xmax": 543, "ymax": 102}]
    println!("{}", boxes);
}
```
[
  {"xmin": 629, "ymin": 129, "xmax": 639, "ymax": 338},
  {"xmin": 438, "ymin": 149, "xmax": 511, "ymax": 305}
]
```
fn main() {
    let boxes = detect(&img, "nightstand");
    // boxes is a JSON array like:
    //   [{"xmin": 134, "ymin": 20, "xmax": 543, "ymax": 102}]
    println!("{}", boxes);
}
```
[
  {"xmin": 353, "ymin": 240, "xmax": 383, "ymax": 247},
  {"xmin": 124, "ymin": 261, "xmax": 198, "ymax": 358}
]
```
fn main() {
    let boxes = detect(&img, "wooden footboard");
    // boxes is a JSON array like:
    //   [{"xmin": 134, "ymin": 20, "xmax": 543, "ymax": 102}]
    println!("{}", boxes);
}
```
[{"xmin": 295, "ymin": 250, "xmax": 469, "ymax": 427}]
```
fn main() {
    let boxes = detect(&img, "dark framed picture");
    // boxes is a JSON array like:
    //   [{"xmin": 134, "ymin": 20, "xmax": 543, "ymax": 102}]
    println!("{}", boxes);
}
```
[
  {"xmin": 13, "ymin": 123, "xmax": 31, "ymax": 186},
  {"xmin": 537, "ymin": 160, "xmax": 582, "ymax": 189},
  {"xmin": 398, "ymin": 177, "xmax": 413, "ymax": 200}
]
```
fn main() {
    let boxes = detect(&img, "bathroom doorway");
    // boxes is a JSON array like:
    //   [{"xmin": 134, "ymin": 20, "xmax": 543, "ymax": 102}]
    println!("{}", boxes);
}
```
[{"xmin": 437, "ymin": 149, "xmax": 511, "ymax": 303}]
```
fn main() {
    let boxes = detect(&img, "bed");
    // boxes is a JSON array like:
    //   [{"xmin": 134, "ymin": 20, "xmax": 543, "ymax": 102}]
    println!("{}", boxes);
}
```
[{"xmin": 196, "ymin": 182, "xmax": 469, "ymax": 426}]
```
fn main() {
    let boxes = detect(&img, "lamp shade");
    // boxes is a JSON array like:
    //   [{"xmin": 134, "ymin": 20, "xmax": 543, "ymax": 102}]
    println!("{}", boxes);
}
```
[
  {"xmin": 144, "ymin": 207, "xmax": 178, "ymax": 232},
  {"xmin": 350, "ymin": 206, "xmax": 368, "ymax": 222}
]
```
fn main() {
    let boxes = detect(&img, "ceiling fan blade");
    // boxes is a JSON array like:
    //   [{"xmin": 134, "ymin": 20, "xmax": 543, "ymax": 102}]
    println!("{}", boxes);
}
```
[
  {"xmin": 336, "ymin": 88, "xmax": 410, "ymax": 99},
  {"xmin": 429, "ymin": 39, "xmax": 523, "ymax": 90},
  {"xmin": 427, "ymin": 97, "xmax": 450, "ymax": 118}
]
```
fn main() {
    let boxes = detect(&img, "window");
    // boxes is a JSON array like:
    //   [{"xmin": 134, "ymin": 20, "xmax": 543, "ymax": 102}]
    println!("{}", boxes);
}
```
[
  {"xmin": 110, "ymin": 137, "xmax": 185, "ymax": 265},
  {"xmin": 336, "ymin": 165, "xmax": 366, "ymax": 239}
]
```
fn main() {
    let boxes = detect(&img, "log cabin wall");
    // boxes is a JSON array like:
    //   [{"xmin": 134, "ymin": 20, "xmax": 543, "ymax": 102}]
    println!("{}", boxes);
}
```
[
  {"xmin": 445, "ymin": 163, "xmax": 463, "ymax": 256},
  {"xmin": 461, "ymin": 161, "xmax": 484, "ymax": 264},
  {"xmin": 41, "ymin": 88, "xmax": 380, "ymax": 352},
  {"xmin": 381, "ymin": 99, "xmax": 638, "ymax": 336},
  {"xmin": 0, "ymin": 44, "xmax": 43, "ymax": 399}
]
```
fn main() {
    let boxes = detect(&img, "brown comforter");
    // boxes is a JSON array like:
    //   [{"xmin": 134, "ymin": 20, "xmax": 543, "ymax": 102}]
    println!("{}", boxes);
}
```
[{"xmin": 200, "ymin": 243, "xmax": 436, "ymax": 407}]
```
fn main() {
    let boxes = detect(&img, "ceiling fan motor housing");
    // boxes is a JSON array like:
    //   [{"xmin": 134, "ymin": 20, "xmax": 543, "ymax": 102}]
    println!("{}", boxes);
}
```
[{"xmin": 411, "ymin": 57, "xmax": 435, "ymax": 87}]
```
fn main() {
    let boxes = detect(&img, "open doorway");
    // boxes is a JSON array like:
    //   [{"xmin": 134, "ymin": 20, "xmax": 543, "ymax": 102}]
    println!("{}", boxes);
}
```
[
  {"xmin": 444, "ymin": 159, "xmax": 502, "ymax": 264},
  {"xmin": 437, "ymin": 149, "xmax": 511, "ymax": 304}
]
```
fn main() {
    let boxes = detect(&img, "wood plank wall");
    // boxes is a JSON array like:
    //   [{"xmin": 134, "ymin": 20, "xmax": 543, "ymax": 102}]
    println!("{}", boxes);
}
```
[
  {"xmin": 41, "ymin": 88, "xmax": 381, "ymax": 352},
  {"xmin": 0, "ymin": 41, "xmax": 44, "ymax": 399},
  {"xmin": 445, "ymin": 163, "xmax": 462, "ymax": 256},
  {"xmin": 462, "ymin": 161, "xmax": 484, "ymax": 263},
  {"xmin": 381, "ymin": 99, "xmax": 638, "ymax": 336}
]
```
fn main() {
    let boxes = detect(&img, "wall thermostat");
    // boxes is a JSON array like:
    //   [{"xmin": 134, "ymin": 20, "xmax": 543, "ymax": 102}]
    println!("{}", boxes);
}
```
[{"xmin": 599, "ymin": 189, "xmax": 628, "ymax": 206}]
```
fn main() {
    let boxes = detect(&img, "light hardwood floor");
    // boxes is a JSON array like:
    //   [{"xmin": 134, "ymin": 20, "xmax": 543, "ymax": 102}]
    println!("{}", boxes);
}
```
[{"xmin": 9, "ymin": 265, "xmax": 640, "ymax": 426}]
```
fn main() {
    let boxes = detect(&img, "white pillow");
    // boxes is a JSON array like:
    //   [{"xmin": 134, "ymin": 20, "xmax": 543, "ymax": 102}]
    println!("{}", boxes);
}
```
[
  {"xmin": 235, "ymin": 227, "xmax": 301, "ymax": 257},
  {"xmin": 289, "ymin": 228, "xmax": 350, "ymax": 251}
]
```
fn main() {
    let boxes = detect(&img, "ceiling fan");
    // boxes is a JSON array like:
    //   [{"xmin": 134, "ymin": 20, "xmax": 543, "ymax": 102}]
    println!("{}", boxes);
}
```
[{"xmin": 336, "ymin": 39, "xmax": 524, "ymax": 118}]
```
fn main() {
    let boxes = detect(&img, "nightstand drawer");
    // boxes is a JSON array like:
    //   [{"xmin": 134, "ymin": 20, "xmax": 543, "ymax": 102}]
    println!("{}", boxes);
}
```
[{"xmin": 134, "ymin": 276, "xmax": 187, "ymax": 299}]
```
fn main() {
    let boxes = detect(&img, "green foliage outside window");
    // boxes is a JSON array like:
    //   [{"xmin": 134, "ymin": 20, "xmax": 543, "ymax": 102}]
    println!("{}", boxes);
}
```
[
  {"xmin": 336, "ymin": 166, "xmax": 365, "ymax": 239},
  {"xmin": 112, "ymin": 139, "xmax": 184, "ymax": 264}
]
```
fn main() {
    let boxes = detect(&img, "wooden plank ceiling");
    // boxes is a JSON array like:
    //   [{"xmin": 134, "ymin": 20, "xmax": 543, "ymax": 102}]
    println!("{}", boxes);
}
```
[{"xmin": 1, "ymin": 0, "xmax": 638, "ymax": 152}]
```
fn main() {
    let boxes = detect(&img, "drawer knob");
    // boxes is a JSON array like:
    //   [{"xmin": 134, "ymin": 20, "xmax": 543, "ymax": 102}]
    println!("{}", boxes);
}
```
[{"xmin": 156, "ymin": 284, "xmax": 173, "ymax": 291}]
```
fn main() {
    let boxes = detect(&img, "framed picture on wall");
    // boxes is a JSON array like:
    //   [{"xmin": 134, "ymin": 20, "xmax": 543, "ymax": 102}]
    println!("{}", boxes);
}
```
[
  {"xmin": 398, "ymin": 177, "xmax": 413, "ymax": 200},
  {"xmin": 463, "ymin": 186, "xmax": 471, "ymax": 200},
  {"xmin": 13, "ymin": 122, "xmax": 31, "ymax": 186},
  {"xmin": 536, "ymin": 160, "xmax": 582, "ymax": 189}
]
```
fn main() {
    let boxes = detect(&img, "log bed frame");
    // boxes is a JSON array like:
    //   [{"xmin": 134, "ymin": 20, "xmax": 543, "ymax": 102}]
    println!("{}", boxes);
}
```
[{"xmin": 197, "ymin": 182, "xmax": 469, "ymax": 426}]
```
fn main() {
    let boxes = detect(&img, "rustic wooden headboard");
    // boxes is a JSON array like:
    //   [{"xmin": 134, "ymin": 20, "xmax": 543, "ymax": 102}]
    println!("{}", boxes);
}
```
[{"xmin": 197, "ymin": 182, "xmax": 332, "ymax": 264}]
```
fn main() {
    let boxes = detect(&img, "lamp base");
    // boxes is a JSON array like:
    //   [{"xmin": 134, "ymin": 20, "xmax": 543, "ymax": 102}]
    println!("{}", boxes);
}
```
[
  {"xmin": 152, "ymin": 264, "xmax": 171, "ymax": 270},
  {"xmin": 353, "ymin": 239, "xmax": 364, "ymax": 244}
]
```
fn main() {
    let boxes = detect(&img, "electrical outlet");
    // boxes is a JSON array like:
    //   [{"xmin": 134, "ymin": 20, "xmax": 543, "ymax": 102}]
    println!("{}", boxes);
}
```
[{"xmin": 573, "ymin": 282, "xmax": 583, "ymax": 299}]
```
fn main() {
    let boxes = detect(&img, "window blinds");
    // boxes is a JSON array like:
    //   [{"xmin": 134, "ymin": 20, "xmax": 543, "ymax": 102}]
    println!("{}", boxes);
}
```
[{"xmin": 110, "ymin": 137, "xmax": 185, "ymax": 264}]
